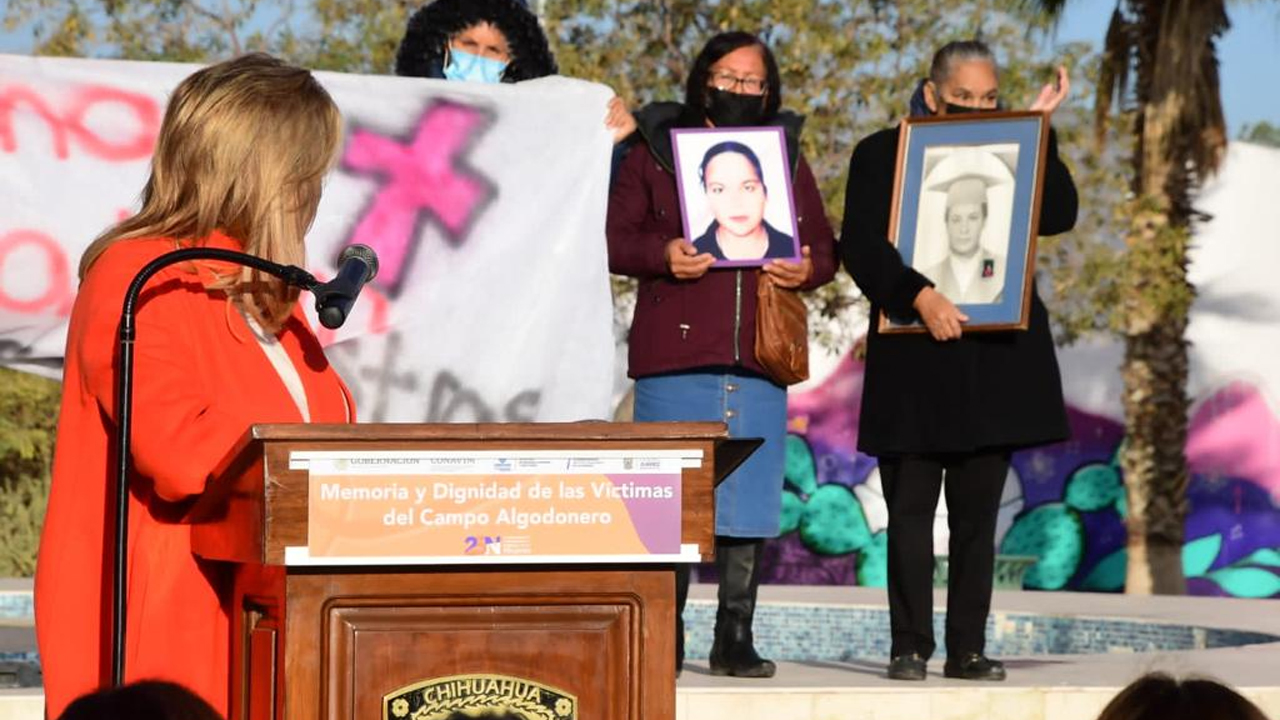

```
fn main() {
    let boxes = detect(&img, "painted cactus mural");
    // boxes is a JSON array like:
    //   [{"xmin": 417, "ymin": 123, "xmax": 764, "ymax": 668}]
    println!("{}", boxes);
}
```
[{"xmin": 755, "ymin": 350, "xmax": 1280, "ymax": 599}]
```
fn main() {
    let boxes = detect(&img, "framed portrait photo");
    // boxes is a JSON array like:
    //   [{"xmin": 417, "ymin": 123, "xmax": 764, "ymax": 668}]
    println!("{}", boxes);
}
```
[
  {"xmin": 671, "ymin": 126, "xmax": 802, "ymax": 268},
  {"xmin": 882, "ymin": 111, "xmax": 1050, "ymax": 333}
]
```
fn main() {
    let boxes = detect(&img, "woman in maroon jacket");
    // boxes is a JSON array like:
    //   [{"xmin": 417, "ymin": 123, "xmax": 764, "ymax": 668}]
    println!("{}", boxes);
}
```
[{"xmin": 607, "ymin": 31, "xmax": 837, "ymax": 678}]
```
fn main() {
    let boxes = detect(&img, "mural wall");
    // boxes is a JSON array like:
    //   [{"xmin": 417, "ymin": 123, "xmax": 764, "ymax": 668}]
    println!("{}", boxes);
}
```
[
  {"xmin": 759, "ymin": 353, "xmax": 1280, "ymax": 598},
  {"xmin": 749, "ymin": 142, "xmax": 1280, "ymax": 599}
]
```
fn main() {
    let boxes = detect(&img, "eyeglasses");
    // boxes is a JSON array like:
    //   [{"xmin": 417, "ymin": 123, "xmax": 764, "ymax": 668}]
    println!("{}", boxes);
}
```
[{"xmin": 709, "ymin": 71, "xmax": 767, "ymax": 96}]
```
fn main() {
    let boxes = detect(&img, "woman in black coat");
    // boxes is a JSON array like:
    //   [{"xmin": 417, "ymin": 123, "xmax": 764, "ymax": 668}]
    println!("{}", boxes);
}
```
[{"xmin": 841, "ymin": 40, "xmax": 1078, "ymax": 682}]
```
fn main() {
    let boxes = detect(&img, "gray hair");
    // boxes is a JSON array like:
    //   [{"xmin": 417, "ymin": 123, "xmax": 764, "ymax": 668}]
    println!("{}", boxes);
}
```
[{"xmin": 929, "ymin": 40, "xmax": 998, "ymax": 85}]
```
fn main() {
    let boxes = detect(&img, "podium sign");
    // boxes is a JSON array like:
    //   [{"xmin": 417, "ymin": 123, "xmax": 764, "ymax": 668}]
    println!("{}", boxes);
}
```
[
  {"xmin": 191, "ymin": 422, "xmax": 751, "ymax": 720},
  {"xmin": 299, "ymin": 450, "xmax": 695, "ymax": 563}
]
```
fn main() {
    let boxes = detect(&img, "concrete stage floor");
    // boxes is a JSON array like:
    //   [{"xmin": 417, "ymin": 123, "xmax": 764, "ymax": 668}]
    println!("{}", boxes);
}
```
[{"xmin": 2, "ymin": 581, "xmax": 1277, "ymax": 720}]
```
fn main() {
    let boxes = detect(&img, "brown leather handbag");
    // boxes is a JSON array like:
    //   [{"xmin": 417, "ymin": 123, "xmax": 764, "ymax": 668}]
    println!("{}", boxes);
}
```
[{"xmin": 754, "ymin": 272, "xmax": 809, "ymax": 386}]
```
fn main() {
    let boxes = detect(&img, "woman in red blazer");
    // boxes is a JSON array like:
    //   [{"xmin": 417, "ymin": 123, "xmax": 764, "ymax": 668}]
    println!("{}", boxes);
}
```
[{"xmin": 35, "ymin": 53, "xmax": 355, "ymax": 718}]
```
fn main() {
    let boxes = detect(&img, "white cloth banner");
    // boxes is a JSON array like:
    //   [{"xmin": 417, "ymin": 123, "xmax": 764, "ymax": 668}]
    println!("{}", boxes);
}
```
[{"xmin": 0, "ymin": 54, "xmax": 616, "ymax": 423}]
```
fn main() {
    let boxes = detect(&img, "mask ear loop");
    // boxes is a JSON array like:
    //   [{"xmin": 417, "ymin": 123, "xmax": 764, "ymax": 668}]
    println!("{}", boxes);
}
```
[{"xmin": 443, "ymin": 39, "xmax": 466, "ymax": 77}]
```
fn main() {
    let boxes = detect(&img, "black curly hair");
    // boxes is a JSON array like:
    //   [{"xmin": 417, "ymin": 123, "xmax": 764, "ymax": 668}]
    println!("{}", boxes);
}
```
[{"xmin": 395, "ymin": 0, "xmax": 558, "ymax": 82}]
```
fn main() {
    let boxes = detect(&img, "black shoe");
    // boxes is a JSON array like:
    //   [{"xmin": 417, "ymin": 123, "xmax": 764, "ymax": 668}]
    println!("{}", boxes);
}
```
[
  {"xmin": 709, "ymin": 617, "xmax": 777, "ymax": 678},
  {"xmin": 943, "ymin": 653, "xmax": 1006, "ymax": 681},
  {"xmin": 887, "ymin": 653, "xmax": 927, "ymax": 681}
]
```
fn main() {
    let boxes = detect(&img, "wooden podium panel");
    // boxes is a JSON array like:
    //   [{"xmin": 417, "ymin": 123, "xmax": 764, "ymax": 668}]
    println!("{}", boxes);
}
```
[
  {"xmin": 292, "ymin": 569, "xmax": 671, "ymax": 720},
  {"xmin": 193, "ymin": 422, "xmax": 751, "ymax": 720}
]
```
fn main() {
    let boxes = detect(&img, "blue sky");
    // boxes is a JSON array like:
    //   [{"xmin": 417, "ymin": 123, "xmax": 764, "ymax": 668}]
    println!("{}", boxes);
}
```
[
  {"xmin": 2, "ymin": 1, "xmax": 1276, "ymax": 133},
  {"xmin": 1053, "ymin": 0, "xmax": 1280, "ymax": 134}
]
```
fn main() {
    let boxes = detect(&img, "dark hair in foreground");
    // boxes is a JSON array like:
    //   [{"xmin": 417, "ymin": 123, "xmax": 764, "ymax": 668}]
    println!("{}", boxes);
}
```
[
  {"xmin": 57, "ymin": 680, "xmax": 223, "ymax": 720},
  {"xmin": 683, "ymin": 31, "xmax": 782, "ymax": 124},
  {"xmin": 395, "ymin": 0, "xmax": 557, "ymax": 81},
  {"xmin": 699, "ymin": 141, "xmax": 767, "ymax": 194},
  {"xmin": 1095, "ymin": 673, "xmax": 1271, "ymax": 720}
]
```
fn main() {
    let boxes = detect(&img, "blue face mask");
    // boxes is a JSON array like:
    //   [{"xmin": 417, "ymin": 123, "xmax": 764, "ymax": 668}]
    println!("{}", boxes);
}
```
[{"xmin": 444, "ymin": 48, "xmax": 508, "ymax": 84}]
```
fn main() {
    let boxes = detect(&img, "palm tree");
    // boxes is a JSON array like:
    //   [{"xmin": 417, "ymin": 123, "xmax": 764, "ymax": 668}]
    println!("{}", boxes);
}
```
[{"xmin": 1034, "ymin": 0, "xmax": 1232, "ymax": 594}]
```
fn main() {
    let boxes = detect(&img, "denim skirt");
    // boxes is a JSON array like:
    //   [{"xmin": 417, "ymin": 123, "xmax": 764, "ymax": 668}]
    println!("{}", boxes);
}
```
[{"xmin": 634, "ymin": 371, "xmax": 786, "ymax": 537}]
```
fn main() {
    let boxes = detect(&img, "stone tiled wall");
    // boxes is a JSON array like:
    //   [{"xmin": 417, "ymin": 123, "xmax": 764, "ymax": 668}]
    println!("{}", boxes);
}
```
[{"xmin": 681, "ymin": 601, "xmax": 1280, "ymax": 660}]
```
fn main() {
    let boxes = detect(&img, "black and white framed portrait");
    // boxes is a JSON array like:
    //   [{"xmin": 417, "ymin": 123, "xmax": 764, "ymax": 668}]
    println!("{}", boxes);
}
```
[{"xmin": 883, "ymin": 111, "xmax": 1050, "ymax": 333}]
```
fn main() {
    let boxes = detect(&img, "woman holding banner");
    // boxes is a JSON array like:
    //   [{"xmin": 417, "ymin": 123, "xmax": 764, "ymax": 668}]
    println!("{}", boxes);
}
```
[
  {"xmin": 396, "ymin": 0, "xmax": 635, "ymax": 142},
  {"xmin": 35, "ymin": 54, "xmax": 355, "ymax": 717},
  {"xmin": 607, "ymin": 31, "xmax": 837, "ymax": 678}
]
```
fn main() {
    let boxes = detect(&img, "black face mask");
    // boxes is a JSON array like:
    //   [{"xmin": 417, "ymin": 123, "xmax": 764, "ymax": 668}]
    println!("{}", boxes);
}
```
[
  {"xmin": 941, "ymin": 101, "xmax": 1003, "ymax": 115},
  {"xmin": 706, "ymin": 88, "xmax": 767, "ymax": 127}
]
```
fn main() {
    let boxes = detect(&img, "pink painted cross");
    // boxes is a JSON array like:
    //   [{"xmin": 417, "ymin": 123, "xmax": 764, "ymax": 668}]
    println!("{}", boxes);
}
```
[{"xmin": 341, "ymin": 101, "xmax": 495, "ymax": 292}]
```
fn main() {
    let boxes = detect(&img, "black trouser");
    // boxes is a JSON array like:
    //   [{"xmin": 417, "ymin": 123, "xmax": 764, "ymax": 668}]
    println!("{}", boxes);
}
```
[{"xmin": 879, "ymin": 451, "xmax": 1009, "ymax": 659}]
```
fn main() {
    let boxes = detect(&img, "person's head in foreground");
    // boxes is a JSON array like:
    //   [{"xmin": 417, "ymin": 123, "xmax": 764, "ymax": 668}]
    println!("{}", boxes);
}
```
[
  {"xmin": 78, "ymin": 52, "xmax": 342, "ymax": 335},
  {"xmin": 1095, "ymin": 672, "xmax": 1272, "ymax": 720},
  {"xmin": 57, "ymin": 680, "xmax": 224, "ymax": 720},
  {"xmin": 395, "ymin": 0, "xmax": 557, "ymax": 83}
]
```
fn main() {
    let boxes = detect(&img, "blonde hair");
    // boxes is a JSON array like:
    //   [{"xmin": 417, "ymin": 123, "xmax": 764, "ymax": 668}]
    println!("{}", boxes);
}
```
[{"xmin": 80, "ymin": 52, "xmax": 343, "ymax": 334}]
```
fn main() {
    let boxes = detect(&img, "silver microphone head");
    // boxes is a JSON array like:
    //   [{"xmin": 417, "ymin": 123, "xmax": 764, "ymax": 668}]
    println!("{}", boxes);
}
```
[{"xmin": 338, "ymin": 243, "xmax": 379, "ymax": 281}]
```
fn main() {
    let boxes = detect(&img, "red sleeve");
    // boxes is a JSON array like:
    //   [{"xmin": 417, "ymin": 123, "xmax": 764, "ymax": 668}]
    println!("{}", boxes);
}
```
[{"xmin": 76, "ymin": 249, "xmax": 247, "ymax": 502}]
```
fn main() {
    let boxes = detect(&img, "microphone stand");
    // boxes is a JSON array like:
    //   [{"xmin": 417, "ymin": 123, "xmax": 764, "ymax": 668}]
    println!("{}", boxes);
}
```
[{"xmin": 111, "ymin": 248, "xmax": 319, "ymax": 687}]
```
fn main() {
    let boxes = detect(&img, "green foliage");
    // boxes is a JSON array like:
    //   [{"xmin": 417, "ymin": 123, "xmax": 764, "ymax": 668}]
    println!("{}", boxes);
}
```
[
  {"xmin": 1, "ymin": 0, "xmax": 416, "ymax": 69},
  {"xmin": 0, "ymin": 368, "xmax": 60, "ymax": 577},
  {"xmin": 3, "ymin": 0, "xmax": 1130, "ymax": 350},
  {"xmin": 1119, "ymin": 197, "xmax": 1195, "ymax": 336},
  {"xmin": 294, "ymin": 0, "xmax": 418, "ymax": 73},
  {"xmin": 544, "ymin": 0, "xmax": 1122, "ymax": 351},
  {"xmin": 1239, "ymin": 120, "xmax": 1280, "ymax": 148}
]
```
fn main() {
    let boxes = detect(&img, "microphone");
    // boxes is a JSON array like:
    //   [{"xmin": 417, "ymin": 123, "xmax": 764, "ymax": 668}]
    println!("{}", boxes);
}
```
[{"xmin": 315, "ymin": 244, "xmax": 379, "ymax": 329}]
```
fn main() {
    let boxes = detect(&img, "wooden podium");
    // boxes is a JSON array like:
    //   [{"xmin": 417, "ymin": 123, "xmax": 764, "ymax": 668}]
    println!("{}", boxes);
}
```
[{"xmin": 190, "ymin": 422, "xmax": 756, "ymax": 720}]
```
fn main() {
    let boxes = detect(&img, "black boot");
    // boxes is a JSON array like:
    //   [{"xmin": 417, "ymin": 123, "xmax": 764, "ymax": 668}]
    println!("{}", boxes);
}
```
[
  {"xmin": 675, "ymin": 564, "xmax": 690, "ymax": 677},
  {"xmin": 708, "ymin": 538, "xmax": 776, "ymax": 678}
]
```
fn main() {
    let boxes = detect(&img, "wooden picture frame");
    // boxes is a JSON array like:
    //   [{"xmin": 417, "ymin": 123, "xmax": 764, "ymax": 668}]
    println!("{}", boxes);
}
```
[{"xmin": 880, "ymin": 111, "xmax": 1050, "ymax": 334}]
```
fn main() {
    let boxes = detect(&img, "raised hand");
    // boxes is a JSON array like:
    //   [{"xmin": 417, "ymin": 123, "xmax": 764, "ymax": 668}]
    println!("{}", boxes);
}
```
[
  {"xmin": 1029, "ymin": 66, "xmax": 1071, "ymax": 117},
  {"xmin": 605, "ymin": 96, "xmax": 637, "ymax": 144}
]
